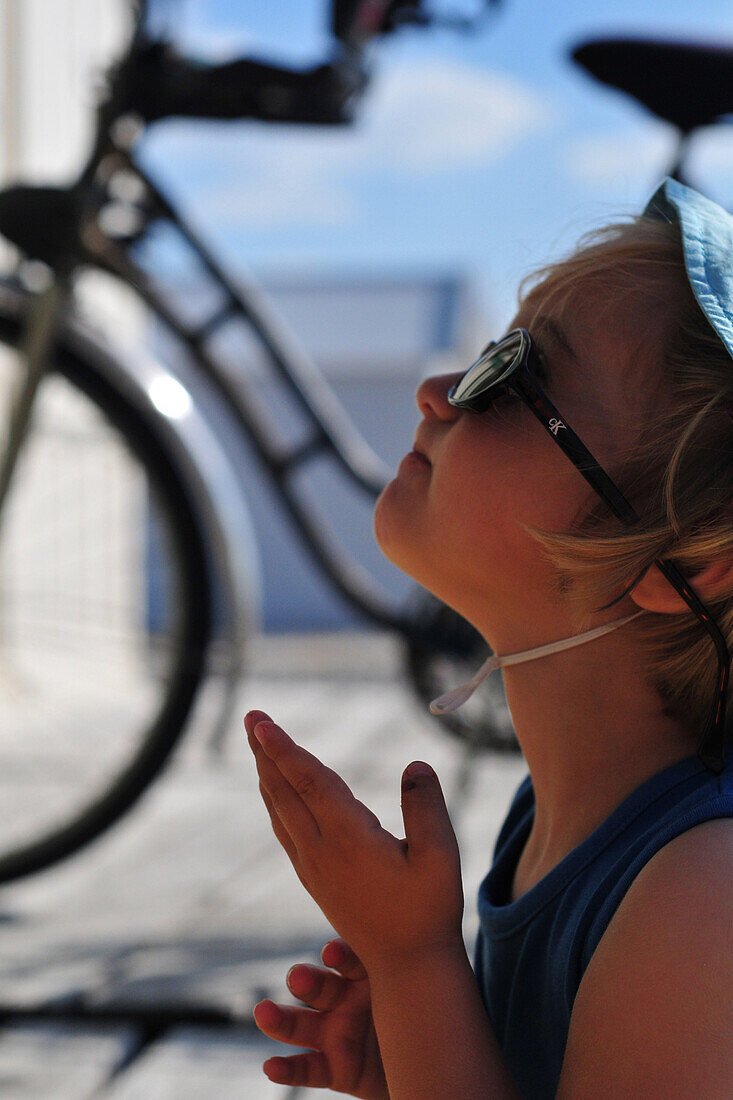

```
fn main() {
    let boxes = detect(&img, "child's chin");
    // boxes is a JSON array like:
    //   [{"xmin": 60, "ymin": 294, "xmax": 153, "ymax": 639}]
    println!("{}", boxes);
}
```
[
  {"xmin": 373, "ymin": 484, "xmax": 433, "ymax": 583},
  {"xmin": 372, "ymin": 484, "xmax": 397, "ymax": 552}
]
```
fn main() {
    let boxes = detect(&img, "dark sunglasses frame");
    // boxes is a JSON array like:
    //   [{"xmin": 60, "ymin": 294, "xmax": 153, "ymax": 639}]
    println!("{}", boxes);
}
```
[{"xmin": 448, "ymin": 328, "xmax": 729, "ymax": 774}]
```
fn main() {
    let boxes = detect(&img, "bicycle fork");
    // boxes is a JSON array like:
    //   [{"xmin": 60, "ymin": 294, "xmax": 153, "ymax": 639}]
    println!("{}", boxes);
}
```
[{"xmin": 0, "ymin": 274, "xmax": 71, "ymax": 531}]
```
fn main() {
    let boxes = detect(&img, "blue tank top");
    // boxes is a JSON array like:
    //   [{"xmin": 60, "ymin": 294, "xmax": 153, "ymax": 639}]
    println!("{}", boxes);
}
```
[{"xmin": 474, "ymin": 748, "xmax": 733, "ymax": 1100}]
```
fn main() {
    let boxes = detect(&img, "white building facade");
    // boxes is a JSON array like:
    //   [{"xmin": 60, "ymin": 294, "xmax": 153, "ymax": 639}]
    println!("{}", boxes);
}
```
[{"xmin": 0, "ymin": 0, "xmax": 129, "ymax": 186}]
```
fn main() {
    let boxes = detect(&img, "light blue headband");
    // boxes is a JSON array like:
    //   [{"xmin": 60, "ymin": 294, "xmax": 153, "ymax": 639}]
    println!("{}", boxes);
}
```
[{"xmin": 644, "ymin": 177, "xmax": 733, "ymax": 363}]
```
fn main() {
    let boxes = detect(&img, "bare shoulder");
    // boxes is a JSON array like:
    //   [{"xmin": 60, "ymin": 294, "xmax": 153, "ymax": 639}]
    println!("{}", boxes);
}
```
[
  {"xmin": 635, "ymin": 815, "xmax": 733, "ymax": 907},
  {"xmin": 555, "ymin": 817, "xmax": 733, "ymax": 1099}
]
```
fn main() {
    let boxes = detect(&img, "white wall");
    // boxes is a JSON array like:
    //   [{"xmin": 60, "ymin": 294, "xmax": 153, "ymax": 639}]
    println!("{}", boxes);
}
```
[
  {"xmin": 0, "ymin": 0, "xmax": 156, "ymax": 663},
  {"xmin": 0, "ymin": 0, "xmax": 144, "ymax": 338},
  {"xmin": 0, "ymin": 0, "xmax": 130, "ymax": 184}
]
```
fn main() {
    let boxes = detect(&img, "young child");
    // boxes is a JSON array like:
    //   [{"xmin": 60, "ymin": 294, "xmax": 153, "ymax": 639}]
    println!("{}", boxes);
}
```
[{"xmin": 246, "ymin": 178, "xmax": 733, "ymax": 1099}]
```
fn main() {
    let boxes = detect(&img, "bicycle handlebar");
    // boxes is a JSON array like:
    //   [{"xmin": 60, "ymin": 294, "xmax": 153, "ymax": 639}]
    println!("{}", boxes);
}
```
[
  {"xmin": 105, "ymin": 0, "xmax": 499, "ymax": 131},
  {"xmin": 106, "ymin": 41, "xmax": 369, "ymax": 126}
]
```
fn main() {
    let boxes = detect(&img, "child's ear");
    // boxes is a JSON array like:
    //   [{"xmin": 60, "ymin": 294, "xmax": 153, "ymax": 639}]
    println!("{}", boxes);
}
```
[{"xmin": 629, "ymin": 557, "xmax": 733, "ymax": 614}]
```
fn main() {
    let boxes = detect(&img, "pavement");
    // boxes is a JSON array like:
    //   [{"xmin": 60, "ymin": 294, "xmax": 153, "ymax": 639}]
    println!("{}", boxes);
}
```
[{"xmin": 0, "ymin": 631, "xmax": 526, "ymax": 1099}]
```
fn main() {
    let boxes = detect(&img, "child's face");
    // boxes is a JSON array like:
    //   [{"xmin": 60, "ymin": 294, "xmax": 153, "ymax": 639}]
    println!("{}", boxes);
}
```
[{"xmin": 373, "ymin": 296, "xmax": 667, "ymax": 644}]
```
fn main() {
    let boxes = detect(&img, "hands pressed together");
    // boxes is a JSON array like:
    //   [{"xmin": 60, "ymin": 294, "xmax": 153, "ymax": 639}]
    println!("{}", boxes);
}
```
[{"xmin": 244, "ymin": 708, "xmax": 465, "ymax": 1097}]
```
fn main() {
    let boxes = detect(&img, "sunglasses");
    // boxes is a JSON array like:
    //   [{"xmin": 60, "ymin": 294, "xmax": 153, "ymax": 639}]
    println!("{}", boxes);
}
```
[{"xmin": 448, "ymin": 328, "xmax": 730, "ymax": 774}]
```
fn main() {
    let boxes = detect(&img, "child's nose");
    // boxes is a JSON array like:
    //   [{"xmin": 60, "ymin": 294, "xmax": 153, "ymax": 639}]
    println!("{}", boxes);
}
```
[{"xmin": 416, "ymin": 373, "xmax": 463, "ymax": 421}]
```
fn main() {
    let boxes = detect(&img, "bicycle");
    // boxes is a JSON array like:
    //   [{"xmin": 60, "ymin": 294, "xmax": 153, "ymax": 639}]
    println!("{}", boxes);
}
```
[{"xmin": 0, "ymin": 0, "xmax": 509, "ymax": 885}]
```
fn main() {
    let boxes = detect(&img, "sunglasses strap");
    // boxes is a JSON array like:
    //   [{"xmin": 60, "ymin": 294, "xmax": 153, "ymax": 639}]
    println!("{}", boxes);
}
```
[{"xmin": 429, "ymin": 610, "xmax": 646, "ymax": 715}]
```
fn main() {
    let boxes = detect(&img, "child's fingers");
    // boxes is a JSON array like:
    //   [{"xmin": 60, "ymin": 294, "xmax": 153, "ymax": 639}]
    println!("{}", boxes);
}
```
[
  {"xmin": 244, "ymin": 709, "xmax": 272, "ymax": 739},
  {"xmin": 263, "ymin": 1050, "xmax": 331, "ymax": 1089},
  {"xmin": 400, "ymin": 760, "xmax": 459, "ymax": 862},
  {"xmin": 245, "ymin": 713, "xmax": 310, "ymax": 876},
  {"xmin": 252, "ymin": 720, "xmax": 354, "ymax": 818},
  {"xmin": 250, "ymin": 718, "xmax": 384, "ymax": 842},
  {"xmin": 245, "ymin": 714, "xmax": 289, "ymax": 839},
  {"xmin": 244, "ymin": 710, "xmax": 273, "ymax": 766},
  {"xmin": 246, "ymin": 712, "xmax": 279, "ymax": 773},
  {"xmin": 258, "ymin": 781, "xmax": 301, "ymax": 869},
  {"xmin": 245, "ymin": 712, "xmax": 282, "ymax": 820},
  {"xmin": 321, "ymin": 938, "xmax": 368, "ymax": 982},
  {"xmin": 287, "ymin": 962, "xmax": 352, "ymax": 1012},
  {"xmin": 251, "ymin": 729, "xmax": 321, "ymax": 846},
  {"xmin": 253, "ymin": 998, "xmax": 324, "ymax": 1051}
]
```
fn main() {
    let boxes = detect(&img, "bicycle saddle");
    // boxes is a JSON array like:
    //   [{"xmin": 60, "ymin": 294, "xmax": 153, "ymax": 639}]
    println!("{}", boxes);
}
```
[
  {"xmin": 571, "ymin": 37, "xmax": 733, "ymax": 132},
  {"xmin": 107, "ymin": 40, "xmax": 366, "ymax": 126},
  {"xmin": 0, "ymin": 186, "xmax": 85, "ymax": 268}
]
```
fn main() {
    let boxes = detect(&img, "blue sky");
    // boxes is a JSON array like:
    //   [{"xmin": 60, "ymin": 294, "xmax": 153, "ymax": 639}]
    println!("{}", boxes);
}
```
[{"xmin": 139, "ymin": 0, "xmax": 733, "ymax": 332}]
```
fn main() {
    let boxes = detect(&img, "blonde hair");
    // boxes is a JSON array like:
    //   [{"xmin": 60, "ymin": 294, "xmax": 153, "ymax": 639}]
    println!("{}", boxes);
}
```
[{"xmin": 518, "ymin": 215, "xmax": 733, "ymax": 740}]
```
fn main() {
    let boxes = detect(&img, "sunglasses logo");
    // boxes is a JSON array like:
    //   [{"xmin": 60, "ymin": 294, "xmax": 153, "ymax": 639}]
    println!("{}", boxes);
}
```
[{"xmin": 548, "ymin": 418, "xmax": 566, "ymax": 436}]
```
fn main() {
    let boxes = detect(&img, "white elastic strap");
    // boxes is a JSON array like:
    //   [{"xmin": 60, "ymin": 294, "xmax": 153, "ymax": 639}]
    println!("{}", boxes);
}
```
[{"xmin": 429, "ymin": 610, "xmax": 646, "ymax": 715}]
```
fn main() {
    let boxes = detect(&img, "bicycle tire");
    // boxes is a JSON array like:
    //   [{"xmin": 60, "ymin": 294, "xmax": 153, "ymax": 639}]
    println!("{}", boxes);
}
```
[
  {"xmin": 402, "ymin": 589, "xmax": 520, "ymax": 753},
  {"xmin": 0, "ymin": 306, "xmax": 212, "ymax": 883}
]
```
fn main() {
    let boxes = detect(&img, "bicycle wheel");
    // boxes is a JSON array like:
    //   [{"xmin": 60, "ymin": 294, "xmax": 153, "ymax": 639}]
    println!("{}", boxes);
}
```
[
  {"xmin": 0, "ymin": 309, "xmax": 211, "ymax": 883},
  {"xmin": 403, "ymin": 589, "xmax": 520, "ymax": 753}
]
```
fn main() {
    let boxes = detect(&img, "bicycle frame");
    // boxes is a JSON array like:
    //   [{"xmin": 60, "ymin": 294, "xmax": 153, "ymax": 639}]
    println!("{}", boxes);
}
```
[
  {"xmin": 57, "ymin": 1, "xmax": 487, "ymax": 648},
  {"xmin": 0, "ymin": 0, "xmax": 494, "ymax": 743},
  {"xmin": 87, "ymin": 137, "xmax": 428, "ymax": 633}
]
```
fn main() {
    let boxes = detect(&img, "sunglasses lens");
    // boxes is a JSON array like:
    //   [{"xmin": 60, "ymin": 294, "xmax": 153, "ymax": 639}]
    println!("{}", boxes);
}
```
[{"xmin": 449, "ymin": 330, "xmax": 526, "ymax": 410}]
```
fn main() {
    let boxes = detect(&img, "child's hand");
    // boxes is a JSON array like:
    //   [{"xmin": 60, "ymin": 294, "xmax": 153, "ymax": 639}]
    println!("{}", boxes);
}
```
[
  {"xmin": 244, "ymin": 709, "xmax": 464, "ymax": 971},
  {"xmin": 254, "ymin": 938, "xmax": 388, "ymax": 1099}
]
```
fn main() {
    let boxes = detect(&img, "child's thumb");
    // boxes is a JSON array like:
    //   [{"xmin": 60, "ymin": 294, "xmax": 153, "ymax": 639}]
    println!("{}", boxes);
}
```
[{"xmin": 400, "ymin": 761, "xmax": 457, "ymax": 859}]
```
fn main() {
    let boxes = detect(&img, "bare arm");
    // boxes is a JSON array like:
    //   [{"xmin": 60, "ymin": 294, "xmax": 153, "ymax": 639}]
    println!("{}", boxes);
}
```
[
  {"xmin": 556, "ymin": 819, "xmax": 733, "ymax": 1099},
  {"xmin": 368, "ymin": 940, "xmax": 521, "ymax": 1100}
]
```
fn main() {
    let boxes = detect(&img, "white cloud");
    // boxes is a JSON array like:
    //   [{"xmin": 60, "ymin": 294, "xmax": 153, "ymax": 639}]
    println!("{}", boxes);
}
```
[
  {"xmin": 565, "ymin": 123, "xmax": 679, "ymax": 185},
  {"xmin": 207, "ymin": 172, "xmax": 357, "ymax": 227},
  {"xmin": 350, "ymin": 59, "xmax": 553, "ymax": 175},
  {"xmin": 565, "ymin": 122, "xmax": 733, "ymax": 202},
  {"xmin": 154, "ymin": 58, "xmax": 553, "ymax": 229},
  {"xmin": 689, "ymin": 126, "xmax": 733, "ymax": 181}
]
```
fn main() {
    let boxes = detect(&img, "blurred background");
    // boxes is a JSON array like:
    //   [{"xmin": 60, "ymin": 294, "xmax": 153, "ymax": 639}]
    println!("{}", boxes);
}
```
[
  {"xmin": 0, "ymin": 2, "xmax": 731, "ymax": 1095},
  {"xmin": 2, "ymin": 0, "xmax": 731, "ymax": 632}
]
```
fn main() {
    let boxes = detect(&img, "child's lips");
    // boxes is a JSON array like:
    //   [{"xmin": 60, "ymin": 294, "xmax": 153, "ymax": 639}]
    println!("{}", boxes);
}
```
[
  {"xmin": 399, "ymin": 448, "xmax": 431, "ymax": 471},
  {"xmin": 411, "ymin": 432, "xmax": 433, "ymax": 465}
]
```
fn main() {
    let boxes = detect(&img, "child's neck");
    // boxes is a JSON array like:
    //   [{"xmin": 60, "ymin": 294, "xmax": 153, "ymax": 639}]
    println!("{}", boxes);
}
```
[{"xmin": 500, "ymin": 626, "xmax": 695, "ymax": 870}]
